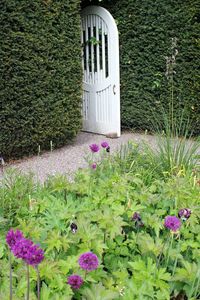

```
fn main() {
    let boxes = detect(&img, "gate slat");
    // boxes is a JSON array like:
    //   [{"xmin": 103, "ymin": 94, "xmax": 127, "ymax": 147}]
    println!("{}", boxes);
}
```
[
  {"xmin": 91, "ymin": 15, "xmax": 94, "ymax": 84},
  {"xmin": 102, "ymin": 21, "xmax": 106, "ymax": 83},
  {"xmin": 85, "ymin": 16, "xmax": 89, "ymax": 83},
  {"xmin": 96, "ymin": 16, "xmax": 100, "ymax": 80}
]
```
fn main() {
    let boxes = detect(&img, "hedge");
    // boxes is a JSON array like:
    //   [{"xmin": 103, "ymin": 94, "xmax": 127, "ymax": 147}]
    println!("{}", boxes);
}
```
[
  {"xmin": 0, "ymin": 0, "xmax": 82, "ymax": 160},
  {"xmin": 83, "ymin": 0, "xmax": 200, "ymax": 135},
  {"xmin": 1, "ymin": 0, "xmax": 199, "ymax": 160}
]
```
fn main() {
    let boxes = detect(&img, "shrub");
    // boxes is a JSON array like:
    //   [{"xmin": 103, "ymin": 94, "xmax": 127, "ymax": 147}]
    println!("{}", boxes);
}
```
[{"xmin": 0, "ymin": 0, "xmax": 82, "ymax": 160}]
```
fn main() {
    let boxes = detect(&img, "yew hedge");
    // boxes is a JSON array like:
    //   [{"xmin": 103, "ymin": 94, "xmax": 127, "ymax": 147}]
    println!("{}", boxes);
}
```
[{"xmin": 0, "ymin": 0, "xmax": 82, "ymax": 159}]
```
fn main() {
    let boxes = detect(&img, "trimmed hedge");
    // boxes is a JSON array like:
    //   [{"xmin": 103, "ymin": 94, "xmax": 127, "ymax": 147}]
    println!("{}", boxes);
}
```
[
  {"xmin": 1, "ymin": 0, "xmax": 199, "ymax": 160},
  {"xmin": 83, "ymin": 0, "xmax": 200, "ymax": 134},
  {"xmin": 0, "ymin": 0, "xmax": 82, "ymax": 159}
]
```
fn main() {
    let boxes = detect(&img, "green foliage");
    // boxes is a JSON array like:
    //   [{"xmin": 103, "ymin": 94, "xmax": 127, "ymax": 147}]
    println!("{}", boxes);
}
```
[
  {"xmin": 0, "ymin": 144, "xmax": 200, "ymax": 299},
  {"xmin": 0, "ymin": 0, "xmax": 82, "ymax": 159}
]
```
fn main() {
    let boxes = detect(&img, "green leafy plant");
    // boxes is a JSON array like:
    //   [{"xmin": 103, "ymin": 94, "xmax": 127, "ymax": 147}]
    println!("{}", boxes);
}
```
[{"xmin": 0, "ymin": 141, "xmax": 199, "ymax": 299}]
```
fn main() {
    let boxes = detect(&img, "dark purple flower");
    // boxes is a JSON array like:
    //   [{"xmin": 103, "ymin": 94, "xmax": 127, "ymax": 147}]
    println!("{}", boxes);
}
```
[
  {"xmin": 6, "ymin": 229, "xmax": 24, "ymax": 250},
  {"xmin": 164, "ymin": 216, "xmax": 181, "ymax": 232},
  {"xmin": 67, "ymin": 275, "xmax": 83, "ymax": 289},
  {"xmin": 78, "ymin": 252, "xmax": 99, "ymax": 271},
  {"xmin": 70, "ymin": 223, "xmax": 78, "ymax": 234},
  {"xmin": 101, "ymin": 141, "xmax": 109, "ymax": 149},
  {"xmin": 132, "ymin": 212, "xmax": 144, "ymax": 227},
  {"xmin": 132, "ymin": 212, "xmax": 142, "ymax": 222},
  {"xmin": 89, "ymin": 144, "xmax": 100, "ymax": 153},
  {"xmin": 106, "ymin": 146, "xmax": 110, "ymax": 153},
  {"xmin": 91, "ymin": 163, "xmax": 97, "ymax": 169},
  {"xmin": 178, "ymin": 208, "xmax": 191, "ymax": 220},
  {"xmin": 12, "ymin": 238, "xmax": 44, "ymax": 266}
]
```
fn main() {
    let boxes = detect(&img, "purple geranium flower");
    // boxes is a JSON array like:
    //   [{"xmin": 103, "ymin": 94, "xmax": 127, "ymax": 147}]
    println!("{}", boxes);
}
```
[
  {"xmin": 12, "ymin": 238, "xmax": 44, "ymax": 266},
  {"xmin": 131, "ymin": 212, "xmax": 144, "ymax": 227},
  {"xmin": 67, "ymin": 274, "xmax": 83, "ymax": 289},
  {"xmin": 89, "ymin": 144, "xmax": 100, "ymax": 153},
  {"xmin": 164, "ymin": 216, "xmax": 181, "ymax": 232},
  {"xmin": 78, "ymin": 252, "xmax": 99, "ymax": 271},
  {"xmin": 101, "ymin": 141, "xmax": 109, "ymax": 149},
  {"xmin": 6, "ymin": 229, "xmax": 24, "ymax": 250},
  {"xmin": 132, "ymin": 212, "xmax": 142, "ymax": 221},
  {"xmin": 178, "ymin": 208, "xmax": 191, "ymax": 220},
  {"xmin": 91, "ymin": 163, "xmax": 97, "ymax": 169}
]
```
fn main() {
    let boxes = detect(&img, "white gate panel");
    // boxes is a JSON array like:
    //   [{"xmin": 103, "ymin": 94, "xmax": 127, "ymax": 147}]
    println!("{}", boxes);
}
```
[{"xmin": 81, "ymin": 6, "xmax": 120, "ymax": 137}]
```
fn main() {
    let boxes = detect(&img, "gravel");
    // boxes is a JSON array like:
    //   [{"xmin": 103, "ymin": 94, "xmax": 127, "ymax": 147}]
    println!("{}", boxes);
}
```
[{"xmin": 0, "ymin": 131, "xmax": 156, "ymax": 183}]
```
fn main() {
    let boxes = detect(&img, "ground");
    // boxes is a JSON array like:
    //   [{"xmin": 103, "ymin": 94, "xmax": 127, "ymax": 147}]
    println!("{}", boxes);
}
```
[{"xmin": 1, "ymin": 131, "xmax": 157, "ymax": 182}]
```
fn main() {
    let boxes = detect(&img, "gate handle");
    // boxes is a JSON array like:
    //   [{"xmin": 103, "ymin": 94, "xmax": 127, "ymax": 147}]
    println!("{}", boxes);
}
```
[{"xmin": 113, "ymin": 84, "xmax": 116, "ymax": 95}]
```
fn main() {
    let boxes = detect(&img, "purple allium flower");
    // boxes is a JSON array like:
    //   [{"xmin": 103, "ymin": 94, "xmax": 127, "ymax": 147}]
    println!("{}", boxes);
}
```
[
  {"xmin": 89, "ymin": 144, "xmax": 100, "ymax": 153},
  {"xmin": 25, "ymin": 244, "xmax": 44, "ymax": 266},
  {"xmin": 164, "ymin": 216, "xmax": 181, "ymax": 232},
  {"xmin": 101, "ymin": 141, "xmax": 109, "ymax": 149},
  {"xmin": 70, "ymin": 223, "xmax": 78, "ymax": 234},
  {"xmin": 12, "ymin": 238, "xmax": 44, "ymax": 266},
  {"xmin": 78, "ymin": 252, "xmax": 99, "ymax": 271},
  {"xmin": 6, "ymin": 229, "xmax": 24, "ymax": 250},
  {"xmin": 178, "ymin": 208, "xmax": 191, "ymax": 220},
  {"xmin": 12, "ymin": 238, "xmax": 33, "ymax": 260},
  {"xmin": 91, "ymin": 163, "xmax": 97, "ymax": 169},
  {"xmin": 67, "ymin": 274, "xmax": 83, "ymax": 289}
]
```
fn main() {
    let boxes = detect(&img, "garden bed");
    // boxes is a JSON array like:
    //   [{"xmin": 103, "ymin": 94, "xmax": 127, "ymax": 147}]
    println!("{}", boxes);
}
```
[{"xmin": 0, "ymin": 141, "xmax": 199, "ymax": 299}]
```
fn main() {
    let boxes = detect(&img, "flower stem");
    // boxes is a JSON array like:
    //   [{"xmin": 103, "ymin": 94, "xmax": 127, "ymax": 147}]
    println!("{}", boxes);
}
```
[
  {"xmin": 171, "ymin": 74, "xmax": 174, "ymax": 135},
  {"xmin": 172, "ymin": 235, "xmax": 180, "ymax": 276},
  {"xmin": 156, "ymin": 233, "xmax": 170, "ymax": 269},
  {"xmin": 103, "ymin": 230, "xmax": 106, "ymax": 244},
  {"xmin": 194, "ymin": 270, "xmax": 200, "ymax": 299},
  {"xmin": 165, "ymin": 233, "xmax": 173, "ymax": 268},
  {"xmin": 26, "ymin": 264, "xmax": 30, "ymax": 300},
  {"xmin": 9, "ymin": 251, "xmax": 13, "ymax": 300},
  {"xmin": 132, "ymin": 226, "xmax": 139, "ymax": 257},
  {"xmin": 36, "ymin": 266, "xmax": 40, "ymax": 300},
  {"xmin": 84, "ymin": 270, "xmax": 87, "ymax": 280}
]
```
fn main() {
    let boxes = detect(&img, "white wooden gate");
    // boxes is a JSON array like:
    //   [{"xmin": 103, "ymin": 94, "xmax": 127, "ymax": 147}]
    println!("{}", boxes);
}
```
[{"xmin": 81, "ymin": 6, "xmax": 120, "ymax": 137}]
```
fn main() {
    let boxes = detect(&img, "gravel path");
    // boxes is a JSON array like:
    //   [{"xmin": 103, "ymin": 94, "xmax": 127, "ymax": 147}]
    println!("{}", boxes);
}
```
[{"xmin": 1, "ymin": 131, "xmax": 156, "ymax": 183}]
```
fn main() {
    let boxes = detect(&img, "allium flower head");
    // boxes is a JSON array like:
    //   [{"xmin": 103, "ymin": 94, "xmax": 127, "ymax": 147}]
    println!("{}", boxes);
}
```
[
  {"xmin": 67, "ymin": 274, "xmax": 83, "ymax": 289},
  {"xmin": 164, "ymin": 216, "xmax": 181, "ymax": 232},
  {"xmin": 78, "ymin": 252, "xmax": 99, "ymax": 271},
  {"xmin": 101, "ymin": 141, "xmax": 109, "ymax": 148},
  {"xmin": 12, "ymin": 238, "xmax": 33, "ymax": 260},
  {"xmin": 25, "ymin": 244, "xmax": 44, "ymax": 266},
  {"xmin": 6, "ymin": 229, "xmax": 24, "ymax": 249},
  {"xmin": 89, "ymin": 144, "xmax": 100, "ymax": 153},
  {"xmin": 12, "ymin": 238, "xmax": 44, "ymax": 266},
  {"xmin": 178, "ymin": 208, "xmax": 191, "ymax": 220},
  {"xmin": 91, "ymin": 163, "xmax": 97, "ymax": 169}
]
